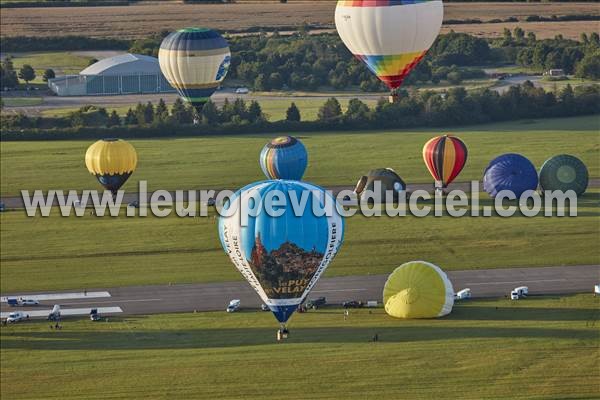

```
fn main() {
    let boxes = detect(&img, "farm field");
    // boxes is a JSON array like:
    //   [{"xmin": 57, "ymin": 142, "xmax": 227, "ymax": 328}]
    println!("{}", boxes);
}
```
[
  {"xmin": 1, "ymin": 2, "xmax": 598, "ymax": 40},
  {"xmin": 1, "ymin": 295, "xmax": 599, "ymax": 400},
  {"xmin": 1, "ymin": 116, "xmax": 598, "ymax": 196}
]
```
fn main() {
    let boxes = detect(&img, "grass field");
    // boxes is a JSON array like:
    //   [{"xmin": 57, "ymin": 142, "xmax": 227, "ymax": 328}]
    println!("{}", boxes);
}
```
[
  {"xmin": 1, "ymin": 97, "xmax": 43, "ymax": 107},
  {"xmin": 1, "ymin": 191, "xmax": 599, "ymax": 293},
  {"xmin": 5, "ymin": 52, "xmax": 93, "ymax": 84},
  {"xmin": 1, "ymin": 116, "xmax": 598, "ymax": 196},
  {"xmin": 1, "ymin": 294, "xmax": 598, "ymax": 399},
  {"xmin": 1, "ymin": 2, "xmax": 598, "ymax": 40}
]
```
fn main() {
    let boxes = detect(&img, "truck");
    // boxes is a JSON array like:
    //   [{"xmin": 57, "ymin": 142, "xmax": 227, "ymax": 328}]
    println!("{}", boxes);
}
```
[
  {"xmin": 6, "ymin": 312, "xmax": 29, "ymax": 323},
  {"xmin": 514, "ymin": 286, "xmax": 529, "ymax": 297},
  {"xmin": 455, "ymin": 288, "xmax": 472, "ymax": 300}
]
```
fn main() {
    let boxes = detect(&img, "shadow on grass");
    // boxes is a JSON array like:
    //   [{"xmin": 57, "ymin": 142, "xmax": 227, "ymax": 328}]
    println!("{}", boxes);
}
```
[{"xmin": 2, "ymin": 316, "xmax": 597, "ymax": 351}]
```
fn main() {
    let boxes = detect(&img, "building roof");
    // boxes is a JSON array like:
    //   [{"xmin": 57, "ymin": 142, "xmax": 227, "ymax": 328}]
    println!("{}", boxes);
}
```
[{"xmin": 80, "ymin": 53, "xmax": 161, "ymax": 76}]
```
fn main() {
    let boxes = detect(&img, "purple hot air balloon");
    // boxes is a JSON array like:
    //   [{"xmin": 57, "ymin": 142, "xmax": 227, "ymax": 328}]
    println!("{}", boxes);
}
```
[{"xmin": 483, "ymin": 153, "xmax": 538, "ymax": 198}]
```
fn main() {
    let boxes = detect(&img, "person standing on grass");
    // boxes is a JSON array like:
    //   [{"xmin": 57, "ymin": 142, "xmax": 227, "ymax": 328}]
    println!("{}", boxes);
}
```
[{"xmin": 344, "ymin": 309, "xmax": 349, "ymax": 320}]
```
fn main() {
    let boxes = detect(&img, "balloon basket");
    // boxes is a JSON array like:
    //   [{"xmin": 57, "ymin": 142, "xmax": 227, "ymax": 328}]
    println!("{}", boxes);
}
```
[
  {"xmin": 277, "ymin": 326, "xmax": 290, "ymax": 341},
  {"xmin": 388, "ymin": 94, "xmax": 399, "ymax": 104}
]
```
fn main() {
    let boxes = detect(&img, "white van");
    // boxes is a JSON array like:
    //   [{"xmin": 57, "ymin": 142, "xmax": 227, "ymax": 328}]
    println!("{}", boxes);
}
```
[
  {"xmin": 510, "ymin": 290, "xmax": 520, "ymax": 300},
  {"xmin": 7, "ymin": 312, "xmax": 29, "ymax": 323},
  {"xmin": 594, "ymin": 284, "xmax": 600, "ymax": 296},
  {"xmin": 366, "ymin": 301, "xmax": 378, "ymax": 308},
  {"xmin": 514, "ymin": 286, "xmax": 529, "ymax": 297},
  {"xmin": 455, "ymin": 288, "xmax": 472, "ymax": 300},
  {"xmin": 226, "ymin": 299, "xmax": 240, "ymax": 313}
]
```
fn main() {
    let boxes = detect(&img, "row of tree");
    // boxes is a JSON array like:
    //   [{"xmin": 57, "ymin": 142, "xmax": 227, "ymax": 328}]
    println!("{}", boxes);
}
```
[
  {"xmin": 0, "ymin": 57, "xmax": 56, "ymax": 89},
  {"xmin": 2, "ymin": 83, "xmax": 598, "ymax": 133}
]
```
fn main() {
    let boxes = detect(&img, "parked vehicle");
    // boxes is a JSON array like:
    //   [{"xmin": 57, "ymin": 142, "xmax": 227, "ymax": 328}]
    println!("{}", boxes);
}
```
[
  {"xmin": 6, "ymin": 298, "xmax": 39, "ymax": 306},
  {"xmin": 21, "ymin": 299, "xmax": 40, "ymax": 306},
  {"xmin": 510, "ymin": 290, "xmax": 520, "ymax": 300},
  {"xmin": 306, "ymin": 297, "xmax": 326, "ymax": 310},
  {"xmin": 235, "ymin": 87, "xmax": 249, "ymax": 94},
  {"xmin": 455, "ymin": 288, "xmax": 472, "ymax": 300},
  {"xmin": 595, "ymin": 284, "xmax": 600, "ymax": 296},
  {"xmin": 342, "ymin": 300, "xmax": 363, "ymax": 308},
  {"xmin": 7, "ymin": 298, "xmax": 18, "ymax": 307},
  {"xmin": 7, "ymin": 312, "xmax": 29, "ymax": 323},
  {"xmin": 226, "ymin": 299, "xmax": 241, "ymax": 313},
  {"xmin": 366, "ymin": 301, "xmax": 378, "ymax": 308},
  {"xmin": 514, "ymin": 286, "xmax": 529, "ymax": 297}
]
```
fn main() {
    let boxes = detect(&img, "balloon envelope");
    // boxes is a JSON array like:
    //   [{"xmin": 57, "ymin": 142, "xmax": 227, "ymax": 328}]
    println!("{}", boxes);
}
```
[
  {"xmin": 218, "ymin": 180, "xmax": 344, "ymax": 324},
  {"xmin": 85, "ymin": 139, "xmax": 137, "ymax": 194},
  {"xmin": 260, "ymin": 136, "xmax": 308, "ymax": 181},
  {"xmin": 483, "ymin": 153, "xmax": 538, "ymax": 198},
  {"xmin": 539, "ymin": 154, "xmax": 588, "ymax": 196},
  {"xmin": 335, "ymin": 0, "xmax": 443, "ymax": 91},
  {"xmin": 159, "ymin": 28, "xmax": 230, "ymax": 108},
  {"xmin": 354, "ymin": 168, "xmax": 406, "ymax": 203},
  {"xmin": 383, "ymin": 261, "xmax": 454, "ymax": 319},
  {"xmin": 423, "ymin": 135, "xmax": 468, "ymax": 189}
]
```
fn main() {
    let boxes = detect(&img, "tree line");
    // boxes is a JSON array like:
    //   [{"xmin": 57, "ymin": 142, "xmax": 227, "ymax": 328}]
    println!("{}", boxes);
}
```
[{"xmin": 2, "ymin": 83, "xmax": 598, "ymax": 139}]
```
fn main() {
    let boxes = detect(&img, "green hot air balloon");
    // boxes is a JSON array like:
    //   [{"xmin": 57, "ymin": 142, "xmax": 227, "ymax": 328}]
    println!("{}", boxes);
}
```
[{"xmin": 539, "ymin": 154, "xmax": 588, "ymax": 196}]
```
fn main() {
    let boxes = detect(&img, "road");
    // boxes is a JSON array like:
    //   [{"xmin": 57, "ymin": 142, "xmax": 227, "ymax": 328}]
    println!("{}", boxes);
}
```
[
  {"xmin": 1, "ymin": 265, "xmax": 598, "ymax": 318},
  {"xmin": 2, "ymin": 179, "xmax": 599, "ymax": 209}
]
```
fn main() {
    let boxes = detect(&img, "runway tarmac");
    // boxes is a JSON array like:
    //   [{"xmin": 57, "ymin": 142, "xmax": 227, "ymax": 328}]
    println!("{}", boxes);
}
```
[{"xmin": 1, "ymin": 265, "xmax": 598, "ymax": 318}]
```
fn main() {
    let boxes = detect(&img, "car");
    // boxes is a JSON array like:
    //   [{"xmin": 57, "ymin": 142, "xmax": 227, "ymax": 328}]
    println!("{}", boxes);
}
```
[
  {"xmin": 20, "ymin": 299, "xmax": 40, "ymax": 306},
  {"xmin": 342, "ymin": 301, "xmax": 363, "ymax": 308},
  {"xmin": 510, "ymin": 290, "xmax": 520, "ymax": 300},
  {"xmin": 235, "ymin": 87, "xmax": 249, "ymax": 94},
  {"xmin": 260, "ymin": 304, "xmax": 270, "ymax": 312},
  {"xmin": 595, "ymin": 284, "xmax": 600, "ymax": 296},
  {"xmin": 7, "ymin": 312, "xmax": 29, "ymax": 323},
  {"xmin": 226, "ymin": 299, "xmax": 240, "ymax": 313},
  {"xmin": 306, "ymin": 297, "xmax": 326, "ymax": 310}
]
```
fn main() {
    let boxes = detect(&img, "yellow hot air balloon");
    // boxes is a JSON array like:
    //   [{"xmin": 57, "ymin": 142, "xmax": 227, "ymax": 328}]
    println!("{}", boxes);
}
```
[
  {"xmin": 85, "ymin": 139, "xmax": 137, "ymax": 195},
  {"xmin": 383, "ymin": 261, "xmax": 454, "ymax": 319}
]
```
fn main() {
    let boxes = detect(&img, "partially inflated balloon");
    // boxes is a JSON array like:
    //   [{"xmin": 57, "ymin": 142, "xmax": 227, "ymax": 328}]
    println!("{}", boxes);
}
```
[
  {"xmin": 539, "ymin": 154, "xmax": 588, "ymax": 196},
  {"xmin": 259, "ymin": 136, "xmax": 308, "ymax": 180},
  {"xmin": 483, "ymin": 153, "xmax": 538, "ymax": 198},
  {"xmin": 218, "ymin": 180, "xmax": 344, "ymax": 325},
  {"xmin": 354, "ymin": 168, "xmax": 406, "ymax": 203},
  {"xmin": 335, "ymin": 0, "xmax": 443, "ymax": 98},
  {"xmin": 85, "ymin": 139, "xmax": 137, "ymax": 195},
  {"xmin": 159, "ymin": 28, "xmax": 230, "ymax": 110},
  {"xmin": 383, "ymin": 261, "xmax": 454, "ymax": 319},
  {"xmin": 423, "ymin": 135, "xmax": 468, "ymax": 191}
]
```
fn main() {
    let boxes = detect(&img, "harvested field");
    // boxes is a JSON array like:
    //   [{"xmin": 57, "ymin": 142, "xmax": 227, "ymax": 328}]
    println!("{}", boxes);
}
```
[
  {"xmin": 1, "ymin": 1, "xmax": 598, "ymax": 39},
  {"xmin": 443, "ymin": 20, "xmax": 600, "ymax": 40}
]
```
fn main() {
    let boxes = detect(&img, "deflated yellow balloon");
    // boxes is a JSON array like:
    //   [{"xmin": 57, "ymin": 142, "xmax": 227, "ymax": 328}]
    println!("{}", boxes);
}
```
[{"xmin": 383, "ymin": 261, "xmax": 454, "ymax": 319}]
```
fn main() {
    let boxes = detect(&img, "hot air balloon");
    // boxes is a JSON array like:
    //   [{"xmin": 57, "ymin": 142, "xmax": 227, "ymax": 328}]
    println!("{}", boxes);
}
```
[
  {"xmin": 335, "ymin": 0, "xmax": 443, "ymax": 102},
  {"xmin": 354, "ymin": 168, "xmax": 406, "ymax": 203},
  {"xmin": 259, "ymin": 136, "xmax": 308, "ymax": 181},
  {"xmin": 85, "ymin": 139, "xmax": 137, "ymax": 196},
  {"xmin": 539, "ymin": 154, "xmax": 588, "ymax": 196},
  {"xmin": 483, "ymin": 153, "xmax": 538, "ymax": 198},
  {"xmin": 423, "ymin": 135, "xmax": 468, "ymax": 194},
  {"xmin": 218, "ymin": 180, "xmax": 344, "ymax": 334},
  {"xmin": 159, "ymin": 28, "xmax": 231, "ymax": 112},
  {"xmin": 383, "ymin": 261, "xmax": 454, "ymax": 319}
]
